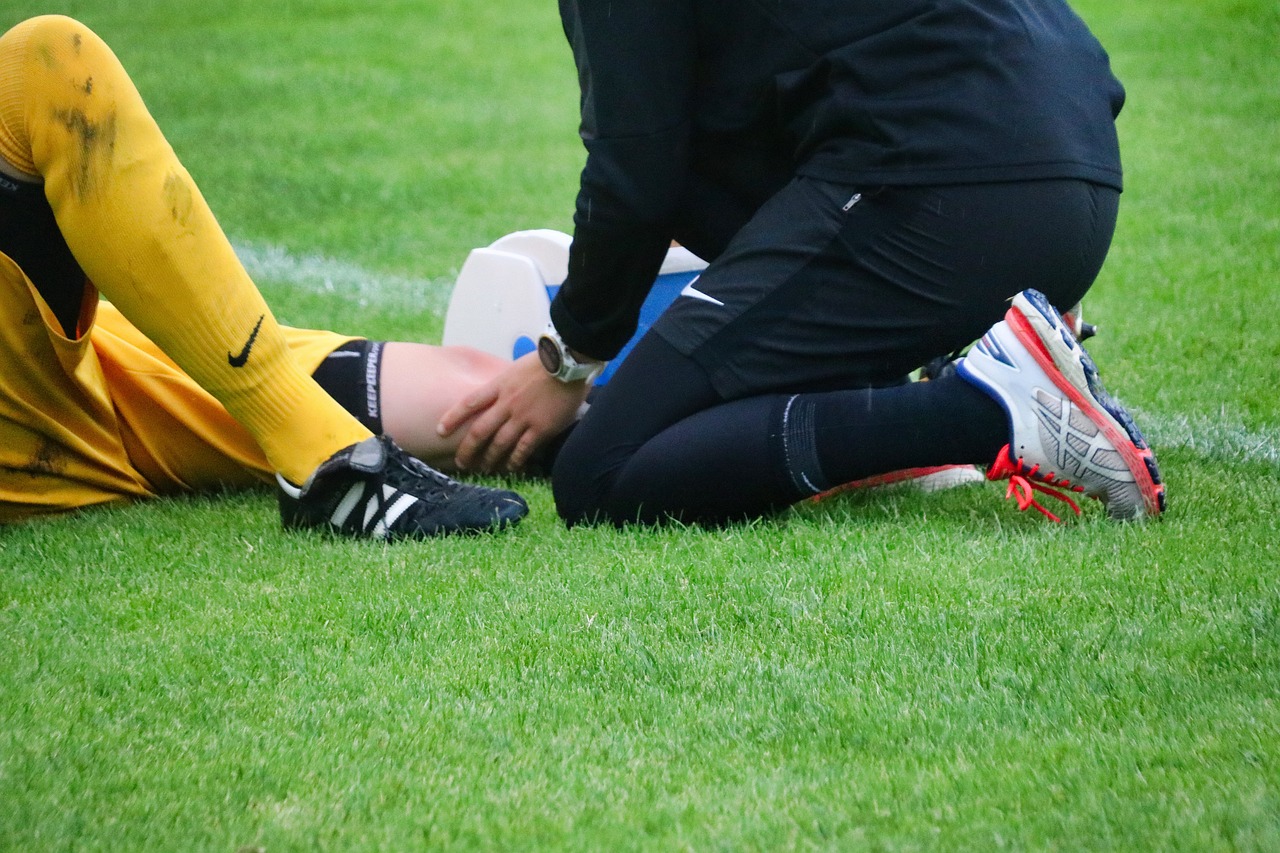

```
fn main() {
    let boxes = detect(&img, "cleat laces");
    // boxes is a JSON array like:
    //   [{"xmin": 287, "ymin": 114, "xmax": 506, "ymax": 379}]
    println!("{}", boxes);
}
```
[{"xmin": 987, "ymin": 445, "xmax": 1084, "ymax": 523}]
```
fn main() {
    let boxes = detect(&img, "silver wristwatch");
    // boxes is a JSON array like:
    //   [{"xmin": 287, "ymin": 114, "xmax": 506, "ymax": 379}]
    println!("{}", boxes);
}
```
[{"xmin": 536, "ymin": 323, "xmax": 604, "ymax": 383}]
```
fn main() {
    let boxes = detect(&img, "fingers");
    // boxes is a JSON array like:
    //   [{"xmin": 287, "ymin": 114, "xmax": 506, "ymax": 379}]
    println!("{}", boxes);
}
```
[
  {"xmin": 480, "ymin": 418, "xmax": 527, "ymax": 473},
  {"xmin": 508, "ymin": 430, "xmax": 543, "ymax": 472},
  {"xmin": 438, "ymin": 385, "xmax": 499, "ymax": 438},
  {"xmin": 443, "ymin": 354, "xmax": 584, "ymax": 472},
  {"xmin": 457, "ymin": 410, "xmax": 549, "ymax": 473},
  {"xmin": 453, "ymin": 410, "xmax": 500, "ymax": 470},
  {"xmin": 453, "ymin": 394, "xmax": 524, "ymax": 471}
]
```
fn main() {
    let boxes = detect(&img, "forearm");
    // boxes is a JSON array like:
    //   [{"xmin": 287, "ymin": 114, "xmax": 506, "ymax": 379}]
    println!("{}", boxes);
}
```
[
  {"xmin": 551, "ymin": 218, "xmax": 670, "ymax": 360},
  {"xmin": 555, "ymin": 0, "xmax": 697, "ymax": 358}
]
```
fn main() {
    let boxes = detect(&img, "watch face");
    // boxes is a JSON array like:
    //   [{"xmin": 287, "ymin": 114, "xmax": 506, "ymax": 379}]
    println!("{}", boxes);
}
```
[{"xmin": 537, "ymin": 335, "xmax": 563, "ymax": 374}]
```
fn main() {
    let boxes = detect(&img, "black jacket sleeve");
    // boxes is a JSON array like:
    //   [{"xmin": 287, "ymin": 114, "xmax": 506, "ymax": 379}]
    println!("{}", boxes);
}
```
[{"xmin": 550, "ymin": 0, "xmax": 697, "ymax": 361}]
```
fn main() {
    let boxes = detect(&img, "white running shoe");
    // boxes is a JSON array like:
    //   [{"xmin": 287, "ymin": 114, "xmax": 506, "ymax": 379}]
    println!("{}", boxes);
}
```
[{"xmin": 957, "ymin": 289, "xmax": 1165, "ymax": 521}]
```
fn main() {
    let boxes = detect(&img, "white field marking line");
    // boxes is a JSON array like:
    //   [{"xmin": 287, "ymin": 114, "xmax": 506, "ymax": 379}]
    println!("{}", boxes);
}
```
[
  {"xmin": 233, "ymin": 239, "xmax": 1280, "ymax": 470},
  {"xmin": 232, "ymin": 238, "xmax": 453, "ymax": 317},
  {"xmin": 1137, "ymin": 410, "xmax": 1280, "ymax": 470}
]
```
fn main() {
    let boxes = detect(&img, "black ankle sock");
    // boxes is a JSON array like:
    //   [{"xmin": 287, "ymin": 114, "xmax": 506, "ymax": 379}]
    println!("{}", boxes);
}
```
[{"xmin": 810, "ymin": 374, "xmax": 1008, "ymax": 484}]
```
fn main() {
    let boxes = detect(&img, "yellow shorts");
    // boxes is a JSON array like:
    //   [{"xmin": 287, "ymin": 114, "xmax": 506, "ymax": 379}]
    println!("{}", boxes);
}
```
[{"xmin": 0, "ymin": 252, "xmax": 354, "ymax": 522}]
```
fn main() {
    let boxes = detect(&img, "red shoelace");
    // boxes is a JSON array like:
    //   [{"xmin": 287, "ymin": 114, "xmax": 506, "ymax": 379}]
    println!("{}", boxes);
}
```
[{"xmin": 987, "ymin": 445, "xmax": 1084, "ymax": 523}]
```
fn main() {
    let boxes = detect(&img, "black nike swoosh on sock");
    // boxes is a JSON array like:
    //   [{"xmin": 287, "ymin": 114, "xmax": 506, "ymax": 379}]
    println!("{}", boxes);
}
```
[{"xmin": 227, "ymin": 314, "xmax": 266, "ymax": 367}]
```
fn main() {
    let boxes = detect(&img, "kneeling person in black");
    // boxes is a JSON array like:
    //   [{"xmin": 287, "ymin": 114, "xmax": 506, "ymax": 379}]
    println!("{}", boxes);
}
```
[{"xmin": 438, "ymin": 0, "xmax": 1165, "ymax": 524}]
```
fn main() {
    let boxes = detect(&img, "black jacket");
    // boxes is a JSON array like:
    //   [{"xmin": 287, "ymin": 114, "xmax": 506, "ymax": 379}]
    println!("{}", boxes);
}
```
[{"xmin": 552, "ymin": 0, "xmax": 1126, "ymax": 359}]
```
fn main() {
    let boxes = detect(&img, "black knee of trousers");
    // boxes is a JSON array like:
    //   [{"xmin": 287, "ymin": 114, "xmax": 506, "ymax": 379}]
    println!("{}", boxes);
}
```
[
  {"xmin": 550, "ymin": 385, "xmax": 804, "ymax": 529},
  {"xmin": 549, "ymin": 417, "xmax": 653, "ymax": 527},
  {"xmin": 549, "ymin": 431, "xmax": 603, "ymax": 526},
  {"xmin": 547, "ymin": 334, "xmax": 724, "ymax": 527}
]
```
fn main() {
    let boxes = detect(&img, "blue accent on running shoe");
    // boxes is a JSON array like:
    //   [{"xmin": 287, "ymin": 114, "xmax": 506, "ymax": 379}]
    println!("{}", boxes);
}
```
[{"xmin": 975, "ymin": 331, "xmax": 1017, "ymax": 368}]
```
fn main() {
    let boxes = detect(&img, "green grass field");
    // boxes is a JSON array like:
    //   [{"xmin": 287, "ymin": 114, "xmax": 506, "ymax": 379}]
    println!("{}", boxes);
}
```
[{"xmin": 2, "ymin": 0, "xmax": 1278, "ymax": 849}]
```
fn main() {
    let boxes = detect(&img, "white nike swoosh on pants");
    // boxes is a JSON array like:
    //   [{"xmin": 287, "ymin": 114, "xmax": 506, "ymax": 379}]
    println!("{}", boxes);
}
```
[{"xmin": 680, "ymin": 277, "xmax": 725, "ymax": 306}]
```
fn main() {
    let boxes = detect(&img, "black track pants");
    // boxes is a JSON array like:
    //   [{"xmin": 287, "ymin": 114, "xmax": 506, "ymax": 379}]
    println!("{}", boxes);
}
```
[{"xmin": 553, "ymin": 178, "xmax": 1119, "ymax": 526}]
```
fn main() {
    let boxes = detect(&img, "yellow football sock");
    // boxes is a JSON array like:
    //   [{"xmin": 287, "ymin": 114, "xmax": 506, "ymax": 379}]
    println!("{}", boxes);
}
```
[{"xmin": 0, "ymin": 16, "xmax": 370, "ymax": 484}]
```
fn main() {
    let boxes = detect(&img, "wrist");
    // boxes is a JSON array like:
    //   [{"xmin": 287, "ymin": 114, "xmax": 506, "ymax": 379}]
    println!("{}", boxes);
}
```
[{"xmin": 536, "ymin": 323, "xmax": 604, "ymax": 383}]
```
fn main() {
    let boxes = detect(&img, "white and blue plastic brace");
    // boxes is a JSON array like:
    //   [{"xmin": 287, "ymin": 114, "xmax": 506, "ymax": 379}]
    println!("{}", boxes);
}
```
[{"xmin": 442, "ymin": 229, "xmax": 707, "ymax": 387}]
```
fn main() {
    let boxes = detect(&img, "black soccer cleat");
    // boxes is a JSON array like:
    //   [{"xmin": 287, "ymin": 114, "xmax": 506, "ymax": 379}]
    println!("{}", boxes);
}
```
[{"xmin": 276, "ymin": 435, "xmax": 528, "ymax": 539}]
